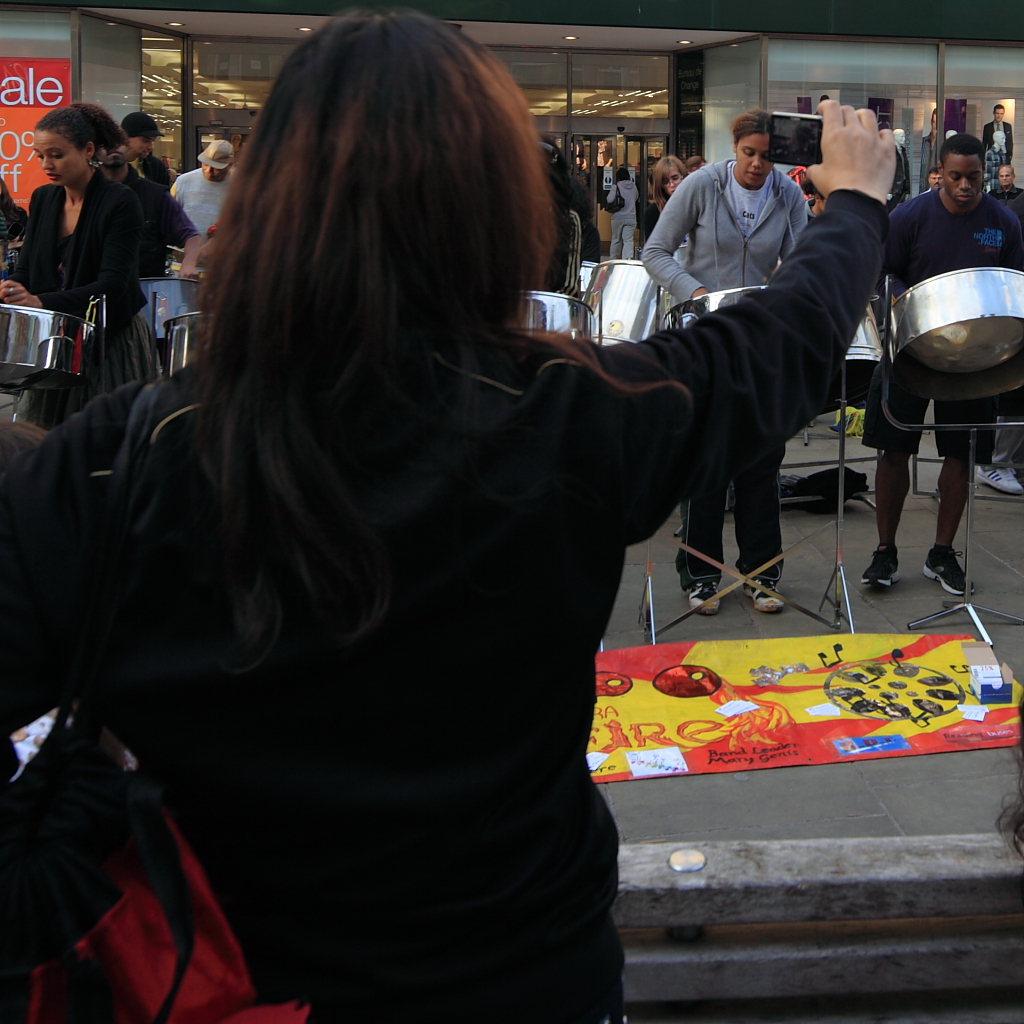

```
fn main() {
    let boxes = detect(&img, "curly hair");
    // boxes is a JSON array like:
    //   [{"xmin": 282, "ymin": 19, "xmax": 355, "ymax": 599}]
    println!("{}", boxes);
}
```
[
  {"xmin": 731, "ymin": 108, "xmax": 772, "ymax": 144},
  {"xmin": 35, "ymin": 102, "xmax": 125, "ymax": 153}
]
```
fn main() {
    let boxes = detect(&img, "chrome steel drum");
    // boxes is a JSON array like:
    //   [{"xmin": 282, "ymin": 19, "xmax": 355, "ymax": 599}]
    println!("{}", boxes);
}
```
[
  {"xmin": 164, "ymin": 311, "xmax": 201, "ymax": 377},
  {"xmin": 140, "ymin": 277, "xmax": 201, "ymax": 339},
  {"xmin": 579, "ymin": 262, "xmax": 598, "ymax": 296},
  {"xmin": 0, "ymin": 306, "xmax": 93, "ymax": 389},
  {"xmin": 583, "ymin": 260, "xmax": 673, "ymax": 345},
  {"xmin": 665, "ymin": 285, "xmax": 767, "ymax": 329},
  {"xmin": 521, "ymin": 291, "xmax": 592, "ymax": 341},
  {"xmin": 823, "ymin": 310, "xmax": 883, "ymax": 411},
  {"xmin": 891, "ymin": 267, "xmax": 1024, "ymax": 400}
]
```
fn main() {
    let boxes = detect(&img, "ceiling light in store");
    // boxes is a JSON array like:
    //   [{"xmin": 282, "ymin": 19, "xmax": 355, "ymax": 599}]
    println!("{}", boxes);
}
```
[
  {"xmin": 297, "ymin": 26, "xmax": 314, "ymax": 31},
  {"xmin": 677, "ymin": 40, "xmax": 691, "ymax": 45},
  {"xmin": 166, "ymin": 22, "xmax": 184, "ymax": 27},
  {"xmin": 563, "ymin": 35, "xmax": 578, "ymax": 40}
]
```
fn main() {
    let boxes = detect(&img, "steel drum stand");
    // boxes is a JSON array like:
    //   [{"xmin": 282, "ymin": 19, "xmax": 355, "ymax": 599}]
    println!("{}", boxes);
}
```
[
  {"xmin": 878, "ymin": 275, "xmax": 1024, "ymax": 644},
  {"xmin": 818, "ymin": 358, "xmax": 857, "ymax": 633}
]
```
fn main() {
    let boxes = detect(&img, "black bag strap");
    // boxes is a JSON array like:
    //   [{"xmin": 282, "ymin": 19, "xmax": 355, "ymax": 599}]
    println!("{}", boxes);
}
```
[
  {"xmin": 53, "ymin": 383, "xmax": 161, "ymax": 730},
  {"xmin": 59, "ymin": 383, "xmax": 197, "ymax": 1024}
]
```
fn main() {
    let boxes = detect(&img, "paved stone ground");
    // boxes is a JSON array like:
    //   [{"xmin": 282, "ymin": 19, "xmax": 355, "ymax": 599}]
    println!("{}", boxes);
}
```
[{"xmin": 602, "ymin": 417, "xmax": 1024, "ymax": 846}]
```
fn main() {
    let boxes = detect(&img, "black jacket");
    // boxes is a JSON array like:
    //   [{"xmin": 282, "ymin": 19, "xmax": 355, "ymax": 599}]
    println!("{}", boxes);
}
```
[
  {"xmin": 983, "ymin": 120, "xmax": 1014, "ymax": 162},
  {"xmin": 12, "ymin": 173, "xmax": 145, "ymax": 334},
  {"xmin": 991, "ymin": 185, "xmax": 1023, "ymax": 205},
  {"xmin": 0, "ymin": 191, "xmax": 886, "ymax": 1022},
  {"xmin": 122, "ymin": 165, "xmax": 173, "ymax": 278},
  {"xmin": 139, "ymin": 152, "xmax": 171, "ymax": 187}
]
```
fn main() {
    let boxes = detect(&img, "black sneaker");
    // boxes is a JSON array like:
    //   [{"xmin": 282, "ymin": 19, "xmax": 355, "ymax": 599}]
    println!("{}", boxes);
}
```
[
  {"xmin": 688, "ymin": 580, "xmax": 721, "ymax": 616},
  {"xmin": 861, "ymin": 545, "xmax": 899, "ymax": 588},
  {"xmin": 923, "ymin": 546, "xmax": 971, "ymax": 596}
]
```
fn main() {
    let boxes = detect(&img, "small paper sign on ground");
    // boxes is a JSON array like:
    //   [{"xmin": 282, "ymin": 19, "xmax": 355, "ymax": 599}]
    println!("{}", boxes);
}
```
[
  {"xmin": 805, "ymin": 702, "xmax": 842, "ymax": 717},
  {"xmin": 958, "ymin": 704, "xmax": 989, "ymax": 722},
  {"xmin": 715, "ymin": 699, "xmax": 760, "ymax": 718},
  {"xmin": 624, "ymin": 747, "xmax": 689, "ymax": 778}
]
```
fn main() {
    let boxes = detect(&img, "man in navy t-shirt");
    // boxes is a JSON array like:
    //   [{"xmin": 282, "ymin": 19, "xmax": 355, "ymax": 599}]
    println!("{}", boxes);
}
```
[{"xmin": 861, "ymin": 133, "xmax": 1024, "ymax": 596}]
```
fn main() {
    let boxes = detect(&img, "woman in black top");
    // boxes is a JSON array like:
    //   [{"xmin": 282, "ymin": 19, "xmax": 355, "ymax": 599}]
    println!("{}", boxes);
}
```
[
  {"xmin": 0, "ymin": 103, "xmax": 154, "ymax": 427},
  {"xmin": 0, "ymin": 15, "xmax": 895, "ymax": 1023}
]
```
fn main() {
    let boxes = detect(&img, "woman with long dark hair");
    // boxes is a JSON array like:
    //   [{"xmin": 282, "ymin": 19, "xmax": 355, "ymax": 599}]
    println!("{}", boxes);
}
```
[
  {"xmin": 0, "ymin": 13, "xmax": 893, "ymax": 1022},
  {"xmin": 0, "ymin": 103, "xmax": 154, "ymax": 427}
]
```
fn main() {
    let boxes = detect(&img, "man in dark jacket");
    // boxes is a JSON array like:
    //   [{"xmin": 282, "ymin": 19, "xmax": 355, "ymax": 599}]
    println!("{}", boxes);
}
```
[
  {"xmin": 101, "ymin": 143, "xmax": 200, "ymax": 279},
  {"xmin": 121, "ymin": 111, "xmax": 171, "ymax": 187},
  {"xmin": 990, "ymin": 164, "xmax": 1022, "ymax": 204}
]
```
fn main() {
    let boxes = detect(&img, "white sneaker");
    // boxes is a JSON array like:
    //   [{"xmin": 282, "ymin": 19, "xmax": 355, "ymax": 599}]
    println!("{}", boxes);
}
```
[
  {"xmin": 976, "ymin": 466, "xmax": 1024, "ymax": 495},
  {"xmin": 688, "ymin": 581, "xmax": 720, "ymax": 616}
]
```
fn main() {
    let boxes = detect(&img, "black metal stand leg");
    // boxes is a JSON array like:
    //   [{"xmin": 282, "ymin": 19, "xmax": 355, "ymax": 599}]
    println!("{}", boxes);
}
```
[
  {"xmin": 819, "ymin": 360, "xmax": 856, "ymax": 633},
  {"xmin": 907, "ymin": 428, "xmax": 1024, "ymax": 642}
]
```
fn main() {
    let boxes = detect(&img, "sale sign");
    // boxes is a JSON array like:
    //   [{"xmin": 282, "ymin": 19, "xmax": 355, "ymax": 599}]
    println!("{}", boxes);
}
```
[{"xmin": 0, "ymin": 58, "xmax": 71, "ymax": 207}]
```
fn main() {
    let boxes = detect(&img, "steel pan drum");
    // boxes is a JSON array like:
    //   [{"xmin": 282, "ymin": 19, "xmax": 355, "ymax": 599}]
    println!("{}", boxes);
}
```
[
  {"xmin": 666, "ymin": 285, "xmax": 767, "ymax": 328},
  {"xmin": 140, "ymin": 277, "xmax": 201, "ymax": 339},
  {"xmin": 891, "ymin": 268, "xmax": 1024, "ymax": 400},
  {"xmin": 583, "ymin": 260, "xmax": 673, "ymax": 345},
  {"xmin": 164, "ymin": 311, "xmax": 201, "ymax": 377},
  {"xmin": 0, "ymin": 306, "xmax": 93, "ymax": 389},
  {"xmin": 823, "ymin": 310, "xmax": 883, "ymax": 411},
  {"xmin": 521, "ymin": 291, "xmax": 592, "ymax": 341},
  {"xmin": 579, "ymin": 262, "xmax": 598, "ymax": 296}
]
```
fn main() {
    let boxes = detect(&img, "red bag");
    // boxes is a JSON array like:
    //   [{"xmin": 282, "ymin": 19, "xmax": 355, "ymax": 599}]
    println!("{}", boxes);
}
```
[{"xmin": 26, "ymin": 814, "xmax": 306, "ymax": 1024}]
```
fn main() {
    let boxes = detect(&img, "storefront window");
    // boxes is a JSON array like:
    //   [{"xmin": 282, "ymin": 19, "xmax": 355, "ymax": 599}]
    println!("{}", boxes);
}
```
[
  {"xmin": 945, "ymin": 46, "xmax": 1024, "ymax": 193},
  {"xmin": 491, "ymin": 50, "xmax": 567, "ymax": 118},
  {"xmin": 704, "ymin": 41, "xmax": 760, "ymax": 163},
  {"xmin": 80, "ymin": 17, "xmax": 141, "ymax": 125},
  {"xmin": 768, "ymin": 39, "xmax": 937, "ymax": 193},
  {"xmin": 0, "ymin": 10, "xmax": 70, "ymax": 59},
  {"xmin": 142, "ymin": 35, "xmax": 183, "ymax": 174},
  {"xmin": 193, "ymin": 41, "xmax": 295, "ymax": 111},
  {"xmin": 570, "ymin": 54, "xmax": 668, "ymax": 121}
]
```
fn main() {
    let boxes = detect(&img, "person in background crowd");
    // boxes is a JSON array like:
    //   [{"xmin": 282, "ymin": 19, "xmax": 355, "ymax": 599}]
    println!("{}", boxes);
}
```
[
  {"xmin": 925, "ymin": 165, "xmax": 942, "ymax": 190},
  {"xmin": 0, "ymin": 9, "xmax": 895, "ymax": 1017},
  {"xmin": 121, "ymin": 111, "xmax": 170, "ymax": 187},
  {"xmin": 543, "ymin": 139, "xmax": 582, "ymax": 296},
  {"xmin": 605, "ymin": 166, "xmax": 638, "ymax": 259},
  {"xmin": 684, "ymin": 154, "xmax": 706, "ymax": 173},
  {"xmin": 920, "ymin": 108, "xmax": 937, "ymax": 193},
  {"xmin": 100, "ymin": 141, "xmax": 202, "ymax": 279},
  {"xmin": 643, "ymin": 108, "xmax": 807, "ymax": 616},
  {"xmin": 861, "ymin": 133, "xmax": 1024, "ymax": 594},
  {"xmin": 0, "ymin": 175, "xmax": 27, "ymax": 242},
  {"xmin": 805, "ymin": 177, "xmax": 826, "ymax": 217},
  {"xmin": 172, "ymin": 140, "xmax": 233, "ymax": 240},
  {"xmin": 0, "ymin": 103, "xmax": 154, "ymax": 428},
  {"xmin": 643, "ymin": 155, "xmax": 686, "ymax": 237},
  {"xmin": 978, "ymin": 387, "xmax": 1024, "ymax": 495},
  {"xmin": 570, "ymin": 176, "xmax": 602, "ymax": 265},
  {"xmin": 983, "ymin": 103, "xmax": 1014, "ymax": 163},
  {"xmin": 990, "ymin": 164, "xmax": 1022, "ymax": 204}
]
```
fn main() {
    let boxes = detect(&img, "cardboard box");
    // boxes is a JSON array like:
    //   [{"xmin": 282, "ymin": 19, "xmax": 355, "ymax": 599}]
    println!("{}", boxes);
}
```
[{"xmin": 962, "ymin": 641, "xmax": 1015, "ymax": 705}]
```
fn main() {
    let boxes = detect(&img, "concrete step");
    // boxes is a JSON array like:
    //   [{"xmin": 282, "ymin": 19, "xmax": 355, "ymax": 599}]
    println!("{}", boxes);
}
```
[{"xmin": 625, "ymin": 985, "xmax": 1024, "ymax": 1023}]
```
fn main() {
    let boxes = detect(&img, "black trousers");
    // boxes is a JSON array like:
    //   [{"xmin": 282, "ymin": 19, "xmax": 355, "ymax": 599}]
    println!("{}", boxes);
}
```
[{"xmin": 675, "ymin": 444, "xmax": 786, "ymax": 587}]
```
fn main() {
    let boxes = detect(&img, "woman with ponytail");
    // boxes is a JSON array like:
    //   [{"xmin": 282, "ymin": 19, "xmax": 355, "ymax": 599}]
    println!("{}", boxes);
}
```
[{"xmin": 0, "ymin": 102, "xmax": 154, "ymax": 426}]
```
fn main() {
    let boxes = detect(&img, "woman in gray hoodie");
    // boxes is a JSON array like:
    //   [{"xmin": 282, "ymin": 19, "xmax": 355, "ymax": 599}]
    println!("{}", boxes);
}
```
[
  {"xmin": 606, "ymin": 165, "xmax": 639, "ymax": 259},
  {"xmin": 643, "ymin": 108, "xmax": 807, "ymax": 617}
]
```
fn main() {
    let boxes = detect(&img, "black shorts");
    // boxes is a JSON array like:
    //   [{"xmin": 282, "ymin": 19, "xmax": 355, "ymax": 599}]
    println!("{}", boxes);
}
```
[{"xmin": 862, "ymin": 364, "xmax": 995, "ymax": 462}]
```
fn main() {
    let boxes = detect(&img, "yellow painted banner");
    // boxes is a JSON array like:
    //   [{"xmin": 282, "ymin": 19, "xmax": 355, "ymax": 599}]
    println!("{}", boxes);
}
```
[{"xmin": 589, "ymin": 634, "xmax": 1021, "ymax": 783}]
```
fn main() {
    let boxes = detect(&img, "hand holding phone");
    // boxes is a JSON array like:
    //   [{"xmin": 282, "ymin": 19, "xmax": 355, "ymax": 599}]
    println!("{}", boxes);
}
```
[{"xmin": 807, "ymin": 101, "xmax": 895, "ymax": 206}]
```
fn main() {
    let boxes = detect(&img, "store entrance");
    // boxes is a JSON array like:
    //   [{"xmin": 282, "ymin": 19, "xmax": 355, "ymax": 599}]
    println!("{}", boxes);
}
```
[{"xmin": 571, "ymin": 134, "xmax": 667, "ymax": 258}]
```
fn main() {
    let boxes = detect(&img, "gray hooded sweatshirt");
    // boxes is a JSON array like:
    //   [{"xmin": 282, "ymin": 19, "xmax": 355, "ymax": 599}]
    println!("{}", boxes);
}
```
[{"xmin": 643, "ymin": 160, "xmax": 807, "ymax": 300}]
